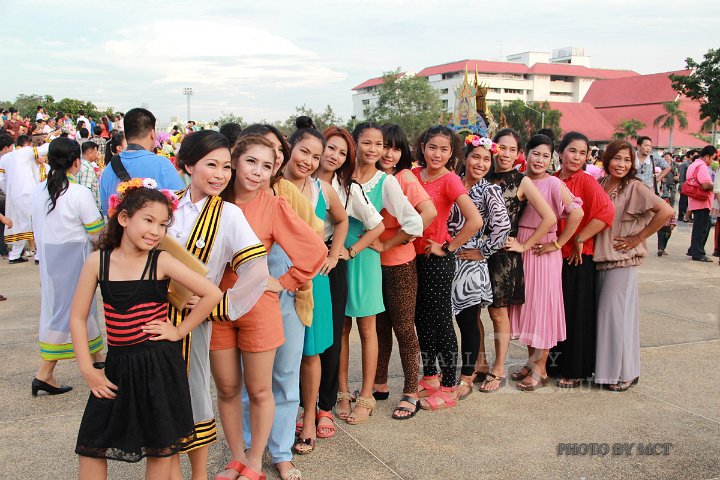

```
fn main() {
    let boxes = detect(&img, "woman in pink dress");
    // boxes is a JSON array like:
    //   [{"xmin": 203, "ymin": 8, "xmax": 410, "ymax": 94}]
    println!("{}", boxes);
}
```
[{"xmin": 508, "ymin": 134, "xmax": 584, "ymax": 390}]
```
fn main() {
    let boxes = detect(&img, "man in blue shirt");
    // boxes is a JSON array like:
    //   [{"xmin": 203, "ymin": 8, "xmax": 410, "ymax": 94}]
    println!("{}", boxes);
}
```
[{"xmin": 99, "ymin": 108, "xmax": 184, "ymax": 214}]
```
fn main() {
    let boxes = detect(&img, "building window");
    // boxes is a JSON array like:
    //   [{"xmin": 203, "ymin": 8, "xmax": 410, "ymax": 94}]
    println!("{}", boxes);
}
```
[
  {"xmin": 504, "ymin": 88, "xmax": 523, "ymax": 94},
  {"xmin": 489, "ymin": 88, "xmax": 501, "ymax": 93},
  {"xmin": 550, "ymin": 91, "xmax": 572, "ymax": 96},
  {"xmin": 442, "ymin": 99, "xmax": 449, "ymax": 110},
  {"xmin": 440, "ymin": 88, "xmax": 449, "ymax": 95},
  {"xmin": 550, "ymin": 75, "xmax": 572, "ymax": 82},
  {"xmin": 362, "ymin": 99, "xmax": 370, "ymax": 106},
  {"xmin": 442, "ymin": 72, "xmax": 460, "ymax": 80}
]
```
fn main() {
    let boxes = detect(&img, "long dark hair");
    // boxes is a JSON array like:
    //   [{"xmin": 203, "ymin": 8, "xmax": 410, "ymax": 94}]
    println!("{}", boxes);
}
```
[
  {"xmin": 104, "ymin": 132, "xmax": 125, "ymax": 165},
  {"xmin": 98, "ymin": 187, "xmax": 175, "ymax": 251},
  {"xmin": 600, "ymin": 140, "xmax": 638, "ymax": 192},
  {"xmin": 240, "ymin": 124, "xmax": 290, "ymax": 187},
  {"xmin": 322, "ymin": 126, "xmax": 355, "ymax": 193},
  {"xmin": 221, "ymin": 134, "xmax": 277, "ymax": 202},
  {"xmin": 46, "ymin": 137, "xmax": 80, "ymax": 213},
  {"xmin": 380, "ymin": 123, "xmax": 412, "ymax": 172},
  {"xmin": 176, "ymin": 130, "xmax": 229, "ymax": 175},
  {"xmin": 414, "ymin": 125, "xmax": 463, "ymax": 171}
]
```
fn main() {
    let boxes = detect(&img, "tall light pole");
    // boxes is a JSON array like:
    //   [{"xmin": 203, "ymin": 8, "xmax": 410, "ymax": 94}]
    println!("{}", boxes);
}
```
[
  {"xmin": 522, "ymin": 102, "xmax": 545, "ymax": 129},
  {"xmin": 183, "ymin": 87, "xmax": 194, "ymax": 121}
]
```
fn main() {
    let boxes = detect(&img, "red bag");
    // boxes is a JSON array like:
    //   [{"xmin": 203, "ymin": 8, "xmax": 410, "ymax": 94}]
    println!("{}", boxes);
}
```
[{"xmin": 681, "ymin": 167, "xmax": 708, "ymax": 201}]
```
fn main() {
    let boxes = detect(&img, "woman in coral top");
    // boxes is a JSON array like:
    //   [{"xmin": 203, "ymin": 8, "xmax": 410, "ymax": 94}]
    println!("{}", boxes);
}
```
[
  {"xmin": 211, "ymin": 135, "xmax": 326, "ymax": 480},
  {"xmin": 371, "ymin": 124, "xmax": 437, "ymax": 420},
  {"xmin": 412, "ymin": 125, "xmax": 482, "ymax": 410}
]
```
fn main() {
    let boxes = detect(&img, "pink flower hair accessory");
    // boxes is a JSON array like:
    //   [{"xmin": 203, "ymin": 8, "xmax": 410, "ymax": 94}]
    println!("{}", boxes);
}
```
[{"xmin": 160, "ymin": 190, "xmax": 179, "ymax": 212}]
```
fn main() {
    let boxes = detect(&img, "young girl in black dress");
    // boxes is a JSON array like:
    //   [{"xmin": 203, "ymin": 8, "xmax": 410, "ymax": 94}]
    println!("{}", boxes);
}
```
[{"xmin": 70, "ymin": 180, "xmax": 222, "ymax": 480}]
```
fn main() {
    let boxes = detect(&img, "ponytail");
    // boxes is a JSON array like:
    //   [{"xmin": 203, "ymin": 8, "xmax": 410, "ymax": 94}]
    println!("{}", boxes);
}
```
[{"xmin": 46, "ymin": 137, "xmax": 79, "ymax": 213}]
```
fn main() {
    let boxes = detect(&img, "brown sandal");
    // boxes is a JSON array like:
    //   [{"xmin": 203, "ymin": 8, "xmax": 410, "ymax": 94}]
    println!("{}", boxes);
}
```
[
  {"xmin": 517, "ymin": 370, "xmax": 548, "ymax": 391},
  {"xmin": 510, "ymin": 364, "xmax": 532, "ymax": 381},
  {"xmin": 478, "ymin": 373, "xmax": 506, "ymax": 393},
  {"xmin": 457, "ymin": 379, "xmax": 474, "ymax": 400}
]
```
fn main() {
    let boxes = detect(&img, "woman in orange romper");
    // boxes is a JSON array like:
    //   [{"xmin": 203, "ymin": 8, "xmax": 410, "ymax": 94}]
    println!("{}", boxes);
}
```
[{"xmin": 209, "ymin": 135, "xmax": 326, "ymax": 480}]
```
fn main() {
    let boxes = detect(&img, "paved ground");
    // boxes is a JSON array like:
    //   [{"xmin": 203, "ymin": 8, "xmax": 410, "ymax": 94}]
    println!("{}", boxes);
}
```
[{"xmin": 1, "ymin": 221, "xmax": 718, "ymax": 480}]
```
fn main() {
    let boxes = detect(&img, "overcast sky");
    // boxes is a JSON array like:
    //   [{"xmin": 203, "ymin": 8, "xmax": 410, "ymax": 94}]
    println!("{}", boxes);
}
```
[{"xmin": 3, "ymin": 0, "xmax": 718, "ymax": 124}]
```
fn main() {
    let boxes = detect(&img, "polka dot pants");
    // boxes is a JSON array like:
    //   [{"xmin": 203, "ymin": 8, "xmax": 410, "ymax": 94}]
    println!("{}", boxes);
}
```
[{"xmin": 415, "ymin": 254, "xmax": 458, "ymax": 388}]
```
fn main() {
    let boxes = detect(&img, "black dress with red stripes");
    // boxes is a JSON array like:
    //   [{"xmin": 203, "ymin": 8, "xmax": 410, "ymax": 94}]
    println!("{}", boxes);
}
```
[{"xmin": 75, "ymin": 249, "xmax": 196, "ymax": 462}]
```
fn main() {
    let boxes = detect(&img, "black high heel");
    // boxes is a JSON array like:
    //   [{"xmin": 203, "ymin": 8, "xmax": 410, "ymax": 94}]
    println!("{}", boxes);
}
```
[
  {"xmin": 372, "ymin": 390, "xmax": 390, "ymax": 401},
  {"xmin": 31, "ymin": 378, "xmax": 72, "ymax": 396}
]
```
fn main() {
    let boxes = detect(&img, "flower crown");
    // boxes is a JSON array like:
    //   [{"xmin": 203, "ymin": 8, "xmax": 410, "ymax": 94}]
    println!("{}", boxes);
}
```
[
  {"xmin": 108, "ymin": 177, "xmax": 179, "ymax": 217},
  {"xmin": 465, "ymin": 134, "xmax": 498, "ymax": 154}
]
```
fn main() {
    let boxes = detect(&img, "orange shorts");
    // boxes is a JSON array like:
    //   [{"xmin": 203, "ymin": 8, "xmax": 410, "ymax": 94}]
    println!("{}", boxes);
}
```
[{"xmin": 209, "ymin": 291, "xmax": 284, "ymax": 353}]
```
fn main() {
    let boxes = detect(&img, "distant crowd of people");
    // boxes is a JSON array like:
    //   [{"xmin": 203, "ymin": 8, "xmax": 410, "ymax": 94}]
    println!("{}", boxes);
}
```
[{"xmin": 0, "ymin": 105, "xmax": 717, "ymax": 480}]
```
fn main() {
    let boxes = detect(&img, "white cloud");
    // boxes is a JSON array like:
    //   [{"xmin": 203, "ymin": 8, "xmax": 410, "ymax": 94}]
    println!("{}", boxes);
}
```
[{"xmin": 100, "ymin": 19, "xmax": 347, "ymax": 89}]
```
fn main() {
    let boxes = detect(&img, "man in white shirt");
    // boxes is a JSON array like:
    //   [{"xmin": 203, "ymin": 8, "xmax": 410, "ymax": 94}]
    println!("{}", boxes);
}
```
[
  {"xmin": 76, "ymin": 110, "xmax": 90, "ymax": 131},
  {"xmin": 35, "ymin": 106, "xmax": 48, "ymax": 122},
  {"xmin": 635, "ymin": 136, "xmax": 670, "ymax": 194}
]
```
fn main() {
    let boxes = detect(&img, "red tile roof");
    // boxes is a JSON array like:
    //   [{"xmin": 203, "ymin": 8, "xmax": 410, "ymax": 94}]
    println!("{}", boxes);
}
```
[
  {"xmin": 416, "ymin": 59, "xmax": 529, "ymax": 77},
  {"xmin": 590, "ymin": 101, "xmax": 707, "ymax": 148},
  {"xmin": 591, "ymin": 68, "xmax": 640, "ymax": 79},
  {"xmin": 352, "ymin": 76, "xmax": 390, "ymax": 91},
  {"xmin": 583, "ymin": 70, "xmax": 691, "ymax": 107},
  {"xmin": 549, "ymin": 102, "xmax": 615, "ymax": 141},
  {"xmin": 529, "ymin": 63, "xmax": 639, "ymax": 78},
  {"xmin": 353, "ymin": 61, "xmax": 638, "ymax": 91},
  {"xmin": 550, "ymin": 97, "xmax": 708, "ymax": 148}
]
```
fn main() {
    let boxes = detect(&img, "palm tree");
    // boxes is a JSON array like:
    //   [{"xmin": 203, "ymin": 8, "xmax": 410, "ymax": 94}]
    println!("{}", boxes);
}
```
[
  {"xmin": 653, "ymin": 100, "xmax": 688, "ymax": 153},
  {"xmin": 613, "ymin": 119, "xmax": 646, "ymax": 141}
]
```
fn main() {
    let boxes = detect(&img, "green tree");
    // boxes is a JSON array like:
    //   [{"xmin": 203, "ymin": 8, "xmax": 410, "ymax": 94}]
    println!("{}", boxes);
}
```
[
  {"xmin": 489, "ymin": 100, "xmax": 562, "ymax": 146},
  {"xmin": 613, "ymin": 119, "xmax": 646, "ymax": 141},
  {"xmin": 280, "ymin": 104, "xmax": 344, "ymax": 135},
  {"xmin": 215, "ymin": 112, "xmax": 245, "ymax": 128},
  {"xmin": 670, "ymin": 48, "xmax": 720, "ymax": 146},
  {"xmin": 364, "ymin": 69, "xmax": 444, "ymax": 141},
  {"xmin": 652, "ymin": 100, "xmax": 688, "ymax": 152}
]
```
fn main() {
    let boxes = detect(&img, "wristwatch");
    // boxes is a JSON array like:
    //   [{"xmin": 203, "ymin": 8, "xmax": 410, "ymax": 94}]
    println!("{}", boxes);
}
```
[
  {"xmin": 348, "ymin": 247, "xmax": 357, "ymax": 259},
  {"xmin": 441, "ymin": 241, "xmax": 452, "ymax": 254}
]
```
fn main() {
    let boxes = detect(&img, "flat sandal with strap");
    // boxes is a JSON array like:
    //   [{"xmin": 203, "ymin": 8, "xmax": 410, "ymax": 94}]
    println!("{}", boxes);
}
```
[
  {"xmin": 215, "ymin": 461, "xmax": 246, "ymax": 480},
  {"xmin": 316, "ymin": 410, "xmax": 335, "ymax": 438},
  {"xmin": 457, "ymin": 379, "xmax": 474, "ymax": 400},
  {"xmin": 391, "ymin": 395, "xmax": 419, "ymax": 420},
  {"xmin": 517, "ymin": 370, "xmax": 548, "ymax": 392}
]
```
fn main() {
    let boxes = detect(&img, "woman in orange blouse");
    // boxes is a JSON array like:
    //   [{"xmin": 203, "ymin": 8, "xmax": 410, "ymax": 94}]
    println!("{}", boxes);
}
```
[{"xmin": 210, "ymin": 135, "xmax": 327, "ymax": 480}]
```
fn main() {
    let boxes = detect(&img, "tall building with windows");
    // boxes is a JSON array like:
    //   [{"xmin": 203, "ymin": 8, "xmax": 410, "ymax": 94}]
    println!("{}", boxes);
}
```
[{"xmin": 352, "ymin": 47, "xmax": 638, "ymax": 120}]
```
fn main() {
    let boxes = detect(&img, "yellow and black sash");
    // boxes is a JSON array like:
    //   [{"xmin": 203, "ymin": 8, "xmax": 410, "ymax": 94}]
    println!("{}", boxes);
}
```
[
  {"xmin": 34, "ymin": 147, "xmax": 47, "ymax": 182},
  {"xmin": 167, "ymin": 189, "xmax": 224, "ymax": 369}
]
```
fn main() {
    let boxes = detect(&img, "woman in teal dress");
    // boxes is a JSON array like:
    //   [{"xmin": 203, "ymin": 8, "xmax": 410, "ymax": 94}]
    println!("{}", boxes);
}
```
[
  {"xmin": 282, "ymin": 122, "xmax": 349, "ymax": 453},
  {"xmin": 340, "ymin": 122, "xmax": 424, "ymax": 425}
]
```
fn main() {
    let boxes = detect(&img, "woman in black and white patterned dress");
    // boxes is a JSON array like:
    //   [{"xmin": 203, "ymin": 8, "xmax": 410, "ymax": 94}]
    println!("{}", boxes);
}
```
[{"xmin": 449, "ymin": 135, "xmax": 511, "ymax": 399}]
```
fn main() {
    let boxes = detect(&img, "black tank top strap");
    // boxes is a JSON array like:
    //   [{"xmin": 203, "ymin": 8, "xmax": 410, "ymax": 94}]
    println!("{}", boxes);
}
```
[
  {"xmin": 149, "ymin": 249, "xmax": 170, "ymax": 298},
  {"xmin": 148, "ymin": 249, "xmax": 159, "ymax": 281},
  {"xmin": 99, "ymin": 249, "xmax": 110, "ymax": 284}
]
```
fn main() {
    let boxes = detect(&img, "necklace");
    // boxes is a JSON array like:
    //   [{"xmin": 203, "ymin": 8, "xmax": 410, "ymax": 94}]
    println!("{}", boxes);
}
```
[
  {"xmin": 421, "ymin": 168, "xmax": 446, "ymax": 183},
  {"xmin": 300, "ymin": 177, "xmax": 308, "ymax": 193}
]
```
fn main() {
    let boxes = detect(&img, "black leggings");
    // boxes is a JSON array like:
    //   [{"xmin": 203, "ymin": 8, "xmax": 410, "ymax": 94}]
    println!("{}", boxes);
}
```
[
  {"xmin": 415, "ymin": 254, "xmax": 458, "ymax": 388},
  {"xmin": 456, "ymin": 304, "xmax": 481, "ymax": 377},
  {"xmin": 317, "ymin": 259, "xmax": 348, "ymax": 411}
]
